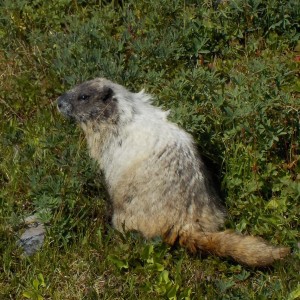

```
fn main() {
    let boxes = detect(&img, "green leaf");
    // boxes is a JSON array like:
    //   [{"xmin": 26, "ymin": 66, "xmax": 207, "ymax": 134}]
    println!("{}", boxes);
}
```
[
  {"xmin": 160, "ymin": 270, "xmax": 170, "ymax": 283},
  {"xmin": 155, "ymin": 263, "xmax": 165, "ymax": 272},
  {"xmin": 141, "ymin": 244, "xmax": 154, "ymax": 261},
  {"xmin": 179, "ymin": 288, "xmax": 192, "ymax": 300},
  {"xmin": 33, "ymin": 279, "xmax": 40, "ymax": 291},
  {"xmin": 108, "ymin": 255, "xmax": 129, "ymax": 270},
  {"xmin": 266, "ymin": 199, "xmax": 279, "ymax": 209},
  {"xmin": 167, "ymin": 284, "xmax": 179, "ymax": 299},
  {"xmin": 38, "ymin": 273, "xmax": 45, "ymax": 287},
  {"xmin": 23, "ymin": 291, "xmax": 34, "ymax": 299},
  {"xmin": 288, "ymin": 285, "xmax": 300, "ymax": 300},
  {"xmin": 235, "ymin": 270, "xmax": 250, "ymax": 281}
]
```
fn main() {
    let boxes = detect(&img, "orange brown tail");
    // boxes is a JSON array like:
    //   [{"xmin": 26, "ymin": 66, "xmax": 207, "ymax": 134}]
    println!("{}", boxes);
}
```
[{"xmin": 177, "ymin": 230, "xmax": 290, "ymax": 267}]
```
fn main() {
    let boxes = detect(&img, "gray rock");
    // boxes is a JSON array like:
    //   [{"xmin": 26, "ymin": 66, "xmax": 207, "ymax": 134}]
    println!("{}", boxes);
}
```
[{"xmin": 17, "ymin": 215, "xmax": 46, "ymax": 255}]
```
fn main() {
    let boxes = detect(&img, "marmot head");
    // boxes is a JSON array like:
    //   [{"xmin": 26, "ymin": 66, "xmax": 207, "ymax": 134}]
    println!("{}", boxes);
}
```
[{"xmin": 57, "ymin": 78, "xmax": 118, "ymax": 123}]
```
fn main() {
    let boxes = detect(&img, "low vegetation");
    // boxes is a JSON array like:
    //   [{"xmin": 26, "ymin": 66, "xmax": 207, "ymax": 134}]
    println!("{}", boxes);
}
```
[{"xmin": 0, "ymin": 0, "xmax": 299, "ymax": 299}]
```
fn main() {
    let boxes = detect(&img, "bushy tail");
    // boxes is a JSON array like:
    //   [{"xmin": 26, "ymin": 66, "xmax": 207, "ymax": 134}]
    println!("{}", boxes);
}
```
[{"xmin": 179, "ymin": 230, "xmax": 290, "ymax": 267}]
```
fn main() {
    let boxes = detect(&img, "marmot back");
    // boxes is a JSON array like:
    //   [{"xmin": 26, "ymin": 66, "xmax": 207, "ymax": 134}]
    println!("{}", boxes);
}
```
[{"xmin": 58, "ymin": 78, "xmax": 290, "ymax": 267}]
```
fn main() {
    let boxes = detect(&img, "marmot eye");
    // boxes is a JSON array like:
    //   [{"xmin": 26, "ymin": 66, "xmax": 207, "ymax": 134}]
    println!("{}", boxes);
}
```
[{"xmin": 78, "ymin": 94, "xmax": 90, "ymax": 101}]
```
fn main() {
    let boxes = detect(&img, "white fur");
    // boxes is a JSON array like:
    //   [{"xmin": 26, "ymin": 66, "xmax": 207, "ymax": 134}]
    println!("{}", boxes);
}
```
[{"xmin": 99, "ymin": 88, "xmax": 196, "ymax": 191}]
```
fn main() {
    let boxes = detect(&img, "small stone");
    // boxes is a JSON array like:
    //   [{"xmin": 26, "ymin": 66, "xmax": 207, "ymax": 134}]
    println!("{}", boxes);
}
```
[{"xmin": 17, "ymin": 214, "xmax": 46, "ymax": 255}]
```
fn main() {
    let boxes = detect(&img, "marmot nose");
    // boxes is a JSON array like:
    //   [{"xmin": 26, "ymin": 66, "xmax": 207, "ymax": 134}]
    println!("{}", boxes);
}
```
[
  {"xmin": 57, "ymin": 95, "xmax": 65, "ymax": 109},
  {"xmin": 57, "ymin": 99, "xmax": 62, "ymax": 109}
]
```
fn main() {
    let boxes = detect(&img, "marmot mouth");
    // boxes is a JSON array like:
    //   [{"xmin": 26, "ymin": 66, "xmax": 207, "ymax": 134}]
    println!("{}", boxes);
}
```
[
  {"xmin": 57, "ymin": 97, "xmax": 75, "ymax": 120},
  {"xmin": 57, "ymin": 105, "xmax": 73, "ymax": 118}
]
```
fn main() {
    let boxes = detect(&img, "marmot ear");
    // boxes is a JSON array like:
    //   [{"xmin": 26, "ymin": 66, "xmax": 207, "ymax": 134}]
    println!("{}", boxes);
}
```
[{"xmin": 101, "ymin": 86, "xmax": 114, "ymax": 103}]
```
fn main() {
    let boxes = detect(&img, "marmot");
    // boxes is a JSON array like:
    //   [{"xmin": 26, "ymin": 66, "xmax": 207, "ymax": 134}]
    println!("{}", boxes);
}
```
[{"xmin": 57, "ymin": 78, "xmax": 290, "ymax": 267}]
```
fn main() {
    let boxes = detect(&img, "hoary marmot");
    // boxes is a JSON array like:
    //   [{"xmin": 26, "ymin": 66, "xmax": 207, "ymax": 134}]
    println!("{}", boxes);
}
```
[{"xmin": 57, "ymin": 78, "xmax": 290, "ymax": 266}]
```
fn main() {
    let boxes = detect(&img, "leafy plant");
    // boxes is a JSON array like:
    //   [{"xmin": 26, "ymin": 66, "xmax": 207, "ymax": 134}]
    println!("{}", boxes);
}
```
[
  {"xmin": 23, "ymin": 273, "xmax": 46, "ymax": 300},
  {"xmin": 107, "ymin": 235, "xmax": 192, "ymax": 300}
]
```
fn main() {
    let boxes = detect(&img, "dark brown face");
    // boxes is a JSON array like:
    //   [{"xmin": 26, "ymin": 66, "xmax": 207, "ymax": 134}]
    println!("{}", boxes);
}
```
[{"xmin": 57, "ymin": 80, "xmax": 118, "ymax": 123}]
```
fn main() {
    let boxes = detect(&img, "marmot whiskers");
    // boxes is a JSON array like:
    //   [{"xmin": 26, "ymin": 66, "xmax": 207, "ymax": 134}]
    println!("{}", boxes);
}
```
[{"xmin": 57, "ymin": 78, "xmax": 290, "ymax": 267}]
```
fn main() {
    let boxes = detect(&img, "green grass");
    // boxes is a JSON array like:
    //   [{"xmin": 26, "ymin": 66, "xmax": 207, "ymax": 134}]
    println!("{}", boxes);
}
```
[{"xmin": 1, "ymin": 0, "xmax": 300, "ymax": 299}]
